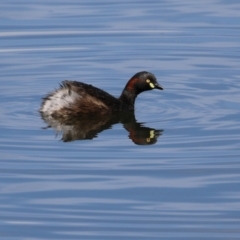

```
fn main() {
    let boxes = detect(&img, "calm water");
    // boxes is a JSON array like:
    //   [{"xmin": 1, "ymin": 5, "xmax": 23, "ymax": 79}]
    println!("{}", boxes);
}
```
[{"xmin": 1, "ymin": 0, "xmax": 240, "ymax": 239}]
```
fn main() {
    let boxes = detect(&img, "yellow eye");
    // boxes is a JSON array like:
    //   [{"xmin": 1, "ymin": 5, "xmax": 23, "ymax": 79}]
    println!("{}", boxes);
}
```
[
  {"xmin": 146, "ymin": 131, "xmax": 155, "ymax": 143},
  {"xmin": 146, "ymin": 79, "xmax": 155, "ymax": 88}
]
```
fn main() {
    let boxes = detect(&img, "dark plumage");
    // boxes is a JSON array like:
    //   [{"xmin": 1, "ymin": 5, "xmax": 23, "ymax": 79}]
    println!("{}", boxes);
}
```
[{"xmin": 40, "ymin": 71, "xmax": 163, "ymax": 120}]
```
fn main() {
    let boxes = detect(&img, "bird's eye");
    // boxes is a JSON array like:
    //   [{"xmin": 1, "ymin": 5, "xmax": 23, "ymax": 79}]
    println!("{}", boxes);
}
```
[{"xmin": 146, "ymin": 79, "xmax": 155, "ymax": 88}]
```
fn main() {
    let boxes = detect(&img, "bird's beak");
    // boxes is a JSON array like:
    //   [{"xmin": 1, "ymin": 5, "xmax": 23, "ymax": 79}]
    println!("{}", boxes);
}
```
[{"xmin": 155, "ymin": 83, "xmax": 164, "ymax": 90}]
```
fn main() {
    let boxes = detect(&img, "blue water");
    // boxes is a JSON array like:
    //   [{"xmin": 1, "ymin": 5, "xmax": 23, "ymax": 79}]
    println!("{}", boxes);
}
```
[{"xmin": 1, "ymin": 0, "xmax": 240, "ymax": 239}]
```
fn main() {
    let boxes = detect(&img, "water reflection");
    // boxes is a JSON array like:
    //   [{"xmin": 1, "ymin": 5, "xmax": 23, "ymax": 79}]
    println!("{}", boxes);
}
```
[{"xmin": 40, "ymin": 112, "xmax": 163, "ymax": 145}]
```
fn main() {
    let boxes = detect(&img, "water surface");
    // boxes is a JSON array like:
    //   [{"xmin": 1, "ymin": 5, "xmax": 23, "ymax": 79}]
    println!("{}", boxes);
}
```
[{"xmin": 1, "ymin": 0, "xmax": 240, "ymax": 239}]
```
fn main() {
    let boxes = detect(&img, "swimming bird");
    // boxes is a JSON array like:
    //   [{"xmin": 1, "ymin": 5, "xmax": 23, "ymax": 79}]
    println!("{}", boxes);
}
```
[{"xmin": 40, "ymin": 71, "xmax": 163, "ymax": 120}]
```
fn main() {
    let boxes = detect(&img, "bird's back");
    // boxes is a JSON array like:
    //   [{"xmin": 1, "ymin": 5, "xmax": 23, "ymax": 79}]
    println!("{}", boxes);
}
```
[{"xmin": 40, "ymin": 81, "xmax": 120, "ymax": 119}]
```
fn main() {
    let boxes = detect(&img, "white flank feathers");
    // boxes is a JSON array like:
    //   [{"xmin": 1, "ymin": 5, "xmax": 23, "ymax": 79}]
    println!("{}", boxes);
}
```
[{"xmin": 41, "ymin": 88, "xmax": 81, "ymax": 115}]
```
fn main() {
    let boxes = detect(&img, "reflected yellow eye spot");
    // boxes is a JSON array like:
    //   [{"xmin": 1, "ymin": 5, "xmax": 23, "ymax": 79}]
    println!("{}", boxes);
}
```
[
  {"xmin": 150, "ymin": 130, "xmax": 155, "ymax": 138},
  {"xmin": 146, "ymin": 79, "xmax": 150, "ymax": 83},
  {"xmin": 149, "ymin": 82, "xmax": 155, "ymax": 88},
  {"xmin": 146, "ymin": 131, "xmax": 155, "ymax": 142}
]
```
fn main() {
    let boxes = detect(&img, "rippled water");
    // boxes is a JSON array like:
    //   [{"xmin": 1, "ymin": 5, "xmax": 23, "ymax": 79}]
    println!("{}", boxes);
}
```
[{"xmin": 1, "ymin": 0, "xmax": 240, "ymax": 239}]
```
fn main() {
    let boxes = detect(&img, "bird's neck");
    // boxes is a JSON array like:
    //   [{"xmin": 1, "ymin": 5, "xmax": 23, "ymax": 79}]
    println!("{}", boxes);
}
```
[{"xmin": 119, "ymin": 89, "xmax": 137, "ymax": 111}]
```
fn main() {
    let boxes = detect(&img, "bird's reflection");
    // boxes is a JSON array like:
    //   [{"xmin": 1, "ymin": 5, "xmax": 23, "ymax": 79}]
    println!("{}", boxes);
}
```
[{"xmin": 40, "ymin": 112, "xmax": 163, "ymax": 145}]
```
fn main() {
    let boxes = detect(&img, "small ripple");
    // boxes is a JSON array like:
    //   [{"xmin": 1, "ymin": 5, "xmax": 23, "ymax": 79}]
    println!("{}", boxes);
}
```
[
  {"xmin": 0, "ymin": 47, "xmax": 86, "ymax": 53},
  {"xmin": 0, "ymin": 30, "xmax": 179, "ymax": 38}
]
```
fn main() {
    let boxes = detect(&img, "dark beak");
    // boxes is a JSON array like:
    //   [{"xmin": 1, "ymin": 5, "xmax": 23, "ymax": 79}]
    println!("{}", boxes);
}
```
[{"xmin": 155, "ymin": 83, "xmax": 164, "ymax": 90}]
